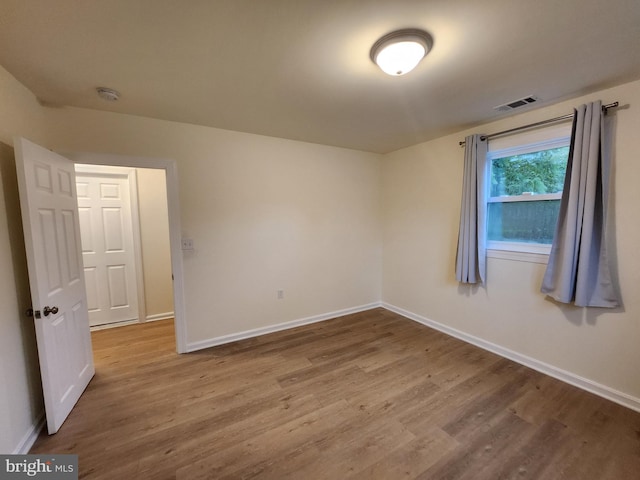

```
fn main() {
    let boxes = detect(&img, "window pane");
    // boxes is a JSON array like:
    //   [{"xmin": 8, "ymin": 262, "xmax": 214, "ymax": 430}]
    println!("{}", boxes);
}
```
[
  {"xmin": 488, "ymin": 200, "xmax": 561, "ymax": 244},
  {"xmin": 490, "ymin": 146, "xmax": 569, "ymax": 197}
]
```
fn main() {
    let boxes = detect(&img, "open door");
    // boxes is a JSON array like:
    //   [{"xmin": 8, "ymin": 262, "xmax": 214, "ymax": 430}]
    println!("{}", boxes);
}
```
[{"xmin": 15, "ymin": 137, "xmax": 94, "ymax": 434}]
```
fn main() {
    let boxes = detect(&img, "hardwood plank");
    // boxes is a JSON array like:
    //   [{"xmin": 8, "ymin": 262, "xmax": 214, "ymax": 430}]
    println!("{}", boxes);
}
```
[
  {"xmin": 349, "ymin": 428, "xmax": 459, "ymax": 479},
  {"xmin": 417, "ymin": 411, "xmax": 534, "ymax": 480},
  {"xmin": 29, "ymin": 310, "xmax": 640, "ymax": 479},
  {"xmin": 175, "ymin": 400, "xmax": 356, "ymax": 479}
]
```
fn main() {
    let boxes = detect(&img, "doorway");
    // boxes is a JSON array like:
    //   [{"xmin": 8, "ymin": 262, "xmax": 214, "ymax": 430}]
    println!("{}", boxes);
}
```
[
  {"xmin": 65, "ymin": 152, "xmax": 187, "ymax": 353},
  {"xmin": 15, "ymin": 139, "xmax": 188, "ymax": 435},
  {"xmin": 75, "ymin": 165, "xmax": 141, "ymax": 328},
  {"xmin": 75, "ymin": 164, "xmax": 175, "ymax": 330}
]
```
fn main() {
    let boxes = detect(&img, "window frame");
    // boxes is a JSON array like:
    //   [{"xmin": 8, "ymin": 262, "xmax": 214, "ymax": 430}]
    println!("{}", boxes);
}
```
[{"xmin": 485, "ymin": 124, "xmax": 571, "ymax": 261}]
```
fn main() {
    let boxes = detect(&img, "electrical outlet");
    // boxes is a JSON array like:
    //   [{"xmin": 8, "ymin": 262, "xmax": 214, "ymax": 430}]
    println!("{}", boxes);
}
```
[
  {"xmin": 277, "ymin": 290, "xmax": 284, "ymax": 299},
  {"xmin": 181, "ymin": 238, "xmax": 194, "ymax": 250}
]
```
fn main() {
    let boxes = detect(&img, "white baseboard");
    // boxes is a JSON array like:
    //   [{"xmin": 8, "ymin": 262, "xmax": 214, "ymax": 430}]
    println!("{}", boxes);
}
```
[
  {"xmin": 13, "ymin": 411, "xmax": 45, "ymax": 454},
  {"xmin": 145, "ymin": 312, "xmax": 174, "ymax": 322},
  {"xmin": 186, "ymin": 303, "xmax": 382, "ymax": 352},
  {"xmin": 90, "ymin": 319, "xmax": 138, "ymax": 331},
  {"xmin": 89, "ymin": 312, "xmax": 174, "ymax": 332},
  {"xmin": 382, "ymin": 302, "xmax": 640, "ymax": 413}
]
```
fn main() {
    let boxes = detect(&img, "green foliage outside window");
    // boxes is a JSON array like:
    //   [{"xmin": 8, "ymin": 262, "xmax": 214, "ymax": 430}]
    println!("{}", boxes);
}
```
[
  {"xmin": 488, "ymin": 145, "xmax": 569, "ymax": 244},
  {"xmin": 490, "ymin": 146, "xmax": 569, "ymax": 197}
]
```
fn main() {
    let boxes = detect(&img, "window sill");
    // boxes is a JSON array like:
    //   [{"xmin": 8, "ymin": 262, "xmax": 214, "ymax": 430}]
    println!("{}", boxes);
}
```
[
  {"xmin": 487, "ymin": 249, "xmax": 549, "ymax": 264},
  {"xmin": 487, "ymin": 241, "xmax": 550, "ymax": 264}
]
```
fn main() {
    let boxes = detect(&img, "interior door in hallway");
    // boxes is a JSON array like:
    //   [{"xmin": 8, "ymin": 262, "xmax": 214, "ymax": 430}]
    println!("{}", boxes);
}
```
[{"xmin": 75, "ymin": 166, "xmax": 139, "ymax": 327}]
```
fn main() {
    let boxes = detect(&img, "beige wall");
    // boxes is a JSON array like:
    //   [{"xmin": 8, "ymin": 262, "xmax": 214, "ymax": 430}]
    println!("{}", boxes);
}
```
[
  {"xmin": 381, "ymin": 79, "xmax": 640, "ymax": 401},
  {"xmin": 136, "ymin": 168, "xmax": 174, "ymax": 319},
  {"xmin": 41, "ymin": 105, "xmax": 383, "ymax": 345},
  {"xmin": 0, "ymin": 67, "xmax": 47, "ymax": 453}
]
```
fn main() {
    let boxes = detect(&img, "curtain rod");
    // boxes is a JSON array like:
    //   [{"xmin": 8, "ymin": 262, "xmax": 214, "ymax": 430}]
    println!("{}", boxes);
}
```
[{"xmin": 458, "ymin": 102, "xmax": 619, "ymax": 147}]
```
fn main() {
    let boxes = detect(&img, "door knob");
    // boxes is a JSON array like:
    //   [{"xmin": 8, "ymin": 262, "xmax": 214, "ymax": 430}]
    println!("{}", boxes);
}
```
[{"xmin": 43, "ymin": 306, "xmax": 59, "ymax": 316}]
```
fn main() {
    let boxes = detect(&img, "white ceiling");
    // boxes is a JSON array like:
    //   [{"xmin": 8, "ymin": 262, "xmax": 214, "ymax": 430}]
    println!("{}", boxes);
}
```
[{"xmin": 1, "ymin": 0, "xmax": 639, "ymax": 153}]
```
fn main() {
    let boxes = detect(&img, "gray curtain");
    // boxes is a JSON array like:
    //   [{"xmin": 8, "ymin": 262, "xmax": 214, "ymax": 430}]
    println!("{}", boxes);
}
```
[
  {"xmin": 541, "ymin": 101, "xmax": 619, "ymax": 307},
  {"xmin": 455, "ymin": 134, "xmax": 488, "ymax": 284}
]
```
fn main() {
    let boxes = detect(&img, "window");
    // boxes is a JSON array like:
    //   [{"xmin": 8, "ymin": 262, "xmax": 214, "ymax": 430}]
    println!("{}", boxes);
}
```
[{"xmin": 486, "ymin": 124, "xmax": 571, "ymax": 260}]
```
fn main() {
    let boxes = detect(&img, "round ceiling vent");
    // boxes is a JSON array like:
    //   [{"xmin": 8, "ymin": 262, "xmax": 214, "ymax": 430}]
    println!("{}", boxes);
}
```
[{"xmin": 96, "ymin": 87, "xmax": 120, "ymax": 101}]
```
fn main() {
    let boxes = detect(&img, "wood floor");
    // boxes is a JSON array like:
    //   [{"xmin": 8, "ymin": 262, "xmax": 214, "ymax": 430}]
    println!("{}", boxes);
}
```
[{"xmin": 31, "ymin": 308, "xmax": 640, "ymax": 479}]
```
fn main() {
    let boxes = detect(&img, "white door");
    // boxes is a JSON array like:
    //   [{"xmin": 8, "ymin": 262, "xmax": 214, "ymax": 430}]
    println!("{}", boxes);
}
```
[
  {"xmin": 75, "ymin": 167, "xmax": 139, "ymax": 327},
  {"xmin": 15, "ymin": 138, "xmax": 94, "ymax": 434}
]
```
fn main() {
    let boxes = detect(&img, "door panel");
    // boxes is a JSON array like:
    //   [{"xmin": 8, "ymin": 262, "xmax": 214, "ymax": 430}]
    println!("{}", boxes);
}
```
[
  {"xmin": 58, "ymin": 169, "xmax": 73, "ymax": 197},
  {"xmin": 38, "ymin": 209, "xmax": 63, "ymax": 292},
  {"xmin": 107, "ymin": 265, "xmax": 128, "ymax": 307},
  {"xmin": 84, "ymin": 267, "xmax": 99, "ymax": 312},
  {"xmin": 103, "ymin": 207, "xmax": 124, "ymax": 251},
  {"xmin": 101, "ymin": 182, "xmax": 120, "ymax": 199},
  {"xmin": 61, "ymin": 209, "xmax": 81, "ymax": 282},
  {"xmin": 15, "ymin": 137, "xmax": 95, "ymax": 434}
]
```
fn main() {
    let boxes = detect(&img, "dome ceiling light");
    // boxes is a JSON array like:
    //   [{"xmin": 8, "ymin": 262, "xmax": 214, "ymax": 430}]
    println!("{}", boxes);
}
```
[{"xmin": 370, "ymin": 29, "xmax": 433, "ymax": 76}]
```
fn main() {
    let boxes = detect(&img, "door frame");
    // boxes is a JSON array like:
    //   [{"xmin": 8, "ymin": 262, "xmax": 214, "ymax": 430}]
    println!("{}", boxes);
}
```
[{"xmin": 63, "ymin": 152, "xmax": 187, "ymax": 354}]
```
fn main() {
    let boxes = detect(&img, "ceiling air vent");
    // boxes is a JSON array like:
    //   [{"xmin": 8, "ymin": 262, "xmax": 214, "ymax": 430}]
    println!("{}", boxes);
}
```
[{"xmin": 494, "ymin": 95, "xmax": 540, "ymax": 112}]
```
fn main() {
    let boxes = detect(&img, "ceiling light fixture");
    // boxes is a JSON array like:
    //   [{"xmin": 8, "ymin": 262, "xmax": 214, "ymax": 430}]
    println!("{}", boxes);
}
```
[
  {"xmin": 370, "ymin": 29, "xmax": 433, "ymax": 76},
  {"xmin": 96, "ymin": 87, "xmax": 120, "ymax": 101}
]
